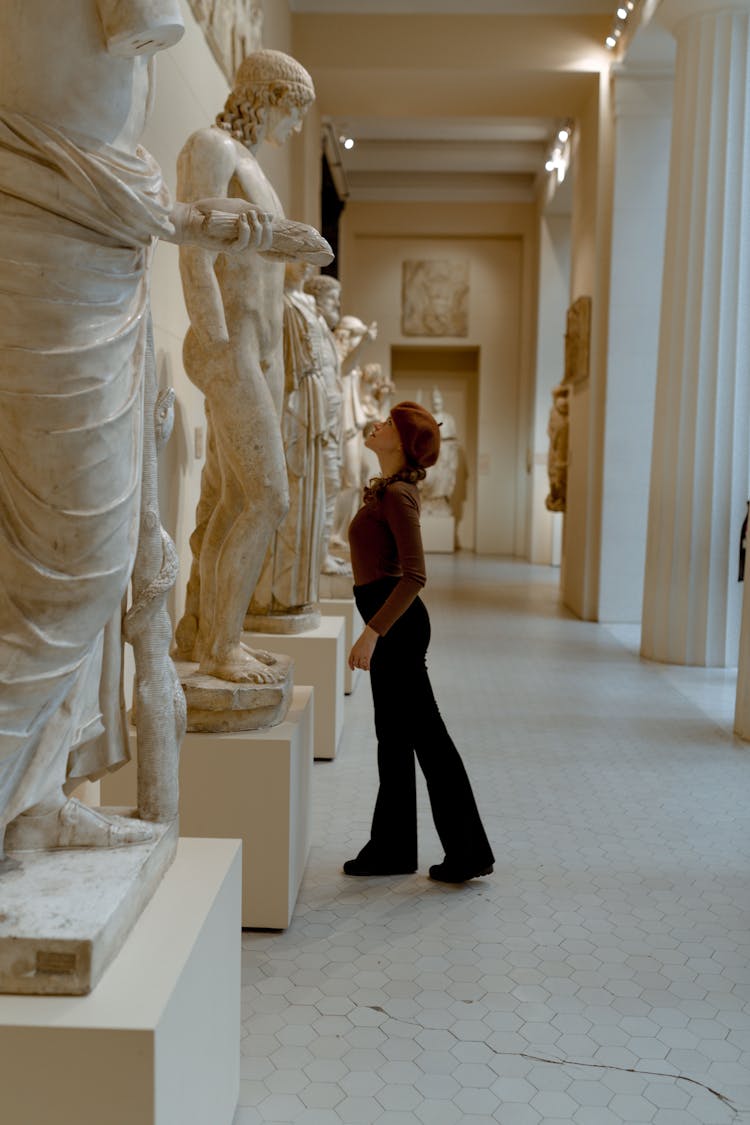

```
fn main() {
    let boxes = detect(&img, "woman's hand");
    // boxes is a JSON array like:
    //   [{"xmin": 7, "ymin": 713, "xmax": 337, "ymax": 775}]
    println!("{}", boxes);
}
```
[{"xmin": 348, "ymin": 626, "xmax": 379, "ymax": 672}]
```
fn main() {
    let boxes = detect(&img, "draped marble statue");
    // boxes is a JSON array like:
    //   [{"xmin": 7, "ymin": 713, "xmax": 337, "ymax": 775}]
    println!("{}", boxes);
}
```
[
  {"xmin": 303, "ymin": 273, "xmax": 350, "ymax": 577},
  {"xmin": 330, "ymin": 315, "xmax": 378, "ymax": 553},
  {"xmin": 172, "ymin": 50, "xmax": 332, "ymax": 694},
  {"xmin": 421, "ymin": 388, "xmax": 459, "ymax": 515},
  {"xmin": 0, "ymin": 2, "xmax": 303, "ymax": 993},
  {"xmin": 245, "ymin": 261, "xmax": 327, "ymax": 632}
]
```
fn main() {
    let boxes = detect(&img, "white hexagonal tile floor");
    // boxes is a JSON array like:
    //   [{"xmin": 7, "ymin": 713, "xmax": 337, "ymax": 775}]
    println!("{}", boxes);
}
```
[{"xmin": 235, "ymin": 555, "xmax": 750, "ymax": 1125}]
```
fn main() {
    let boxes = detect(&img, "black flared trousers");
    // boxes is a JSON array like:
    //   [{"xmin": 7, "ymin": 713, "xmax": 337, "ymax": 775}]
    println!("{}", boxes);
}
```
[{"xmin": 353, "ymin": 577, "xmax": 494, "ymax": 870}]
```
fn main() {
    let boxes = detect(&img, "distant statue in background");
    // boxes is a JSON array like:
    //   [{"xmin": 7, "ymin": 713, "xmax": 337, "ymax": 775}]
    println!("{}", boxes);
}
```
[
  {"xmin": 545, "ymin": 383, "xmax": 570, "ymax": 512},
  {"xmin": 246, "ymin": 260, "xmax": 327, "ymax": 631},
  {"xmin": 172, "ymin": 49, "xmax": 332, "ymax": 681},
  {"xmin": 360, "ymin": 362, "xmax": 395, "ymax": 486},
  {"xmin": 330, "ymin": 315, "xmax": 378, "ymax": 553},
  {"xmin": 303, "ymin": 273, "xmax": 350, "ymax": 576},
  {"xmin": 421, "ymin": 387, "xmax": 458, "ymax": 515}
]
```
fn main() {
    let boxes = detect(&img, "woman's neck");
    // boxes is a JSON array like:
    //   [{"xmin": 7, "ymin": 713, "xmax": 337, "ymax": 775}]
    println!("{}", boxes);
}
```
[{"xmin": 377, "ymin": 451, "xmax": 408, "ymax": 478}]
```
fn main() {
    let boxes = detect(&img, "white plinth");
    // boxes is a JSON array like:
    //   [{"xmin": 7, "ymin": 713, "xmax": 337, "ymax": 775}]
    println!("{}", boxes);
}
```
[
  {"xmin": 319, "ymin": 571, "xmax": 354, "ymax": 600},
  {"xmin": 102, "ymin": 689, "xmax": 314, "ymax": 930},
  {"xmin": 320, "ymin": 596, "xmax": 363, "ymax": 695},
  {"xmin": 422, "ymin": 513, "xmax": 455, "ymax": 552},
  {"xmin": 0, "ymin": 838, "xmax": 241, "ymax": 1125},
  {"xmin": 244, "ymin": 618, "xmax": 344, "ymax": 760}
]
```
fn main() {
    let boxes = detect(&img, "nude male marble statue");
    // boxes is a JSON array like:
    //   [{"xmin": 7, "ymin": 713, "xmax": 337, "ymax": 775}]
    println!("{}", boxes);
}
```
[
  {"xmin": 330, "ymin": 315, "xmax": 378, "ymax": 552},
  {"xmin": 173, "ymin": 49, "xmax": 332, "ymax": 681},
  {"xmin": 0, "ymin": 0, "xmax": 277, "ymax": 861}
]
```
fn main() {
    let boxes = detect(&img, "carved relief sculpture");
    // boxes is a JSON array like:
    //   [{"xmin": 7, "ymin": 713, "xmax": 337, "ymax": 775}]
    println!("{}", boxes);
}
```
[
  {"xmin": 172, "ymin": 49, "xmax": 332, "ymax": 728},
  {"xmin": 421, "ymin": 388, "xmax": 459, "ymax": 515},
  {"xmin": 303, "ymin": 273, "xmax": 351, "ymax": 577},
  {"xmin": 246, "ymin": 261, "xmax": 328, "ymax": 632},
  {"xmin": 186, "ymin": 0, "xmax": 263, "ymax": 82},
  {"xmin": 564, "ymin": 295, "xmax": 592, "ymax": 384},
  {"xmin": 0, "ymin": 0, "xmax": 292, "ymax": 994},
  {"xmin": 402, "ymin": 259, "xmax": 469, "ymax": 337}
]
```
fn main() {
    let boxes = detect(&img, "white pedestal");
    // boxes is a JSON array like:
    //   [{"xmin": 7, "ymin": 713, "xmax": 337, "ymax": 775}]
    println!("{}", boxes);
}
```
[
  {"xmin": 244, "ymin": 618, "xmax": 344, "ymax": 760},
  {"xmin": 102, "ymin": 688, "xmax": 314, "ymax": 930},
  {"xmin": 422, "ymin": 513, "xmax": 455, "ymax": 553},
  {"xmin": 0, "ymin": 838, "xmax": 241, "ymax": 1125},
  {"xmin": 320, "ymin": 596, "xmax": 363, "ymax": 695}
]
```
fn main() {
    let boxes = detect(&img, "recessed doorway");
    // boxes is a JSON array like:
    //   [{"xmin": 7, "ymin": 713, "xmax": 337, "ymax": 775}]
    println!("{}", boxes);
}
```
[{"xmin": 391, "ymin": 345, "xmax": 479, "ymax": 551}]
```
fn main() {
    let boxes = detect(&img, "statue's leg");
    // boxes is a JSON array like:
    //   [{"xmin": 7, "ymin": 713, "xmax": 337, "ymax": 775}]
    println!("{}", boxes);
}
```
[
  {"xmin": 195, "ymin": 368, "xmax": 289, "ymax": 683},
  {"xmin": 173, "ymin": 407, "xmax": 220, "ymax": 660}
]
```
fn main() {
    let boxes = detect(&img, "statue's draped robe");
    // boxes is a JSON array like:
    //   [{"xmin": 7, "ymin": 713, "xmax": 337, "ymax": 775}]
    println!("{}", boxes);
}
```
[
  {"xmin": 249, "ymin": 290, "xmax": 327, "ymax": 617},
  {"xmin": 0, "ymin": 109, "xmax": 173, "ymax": 824}
]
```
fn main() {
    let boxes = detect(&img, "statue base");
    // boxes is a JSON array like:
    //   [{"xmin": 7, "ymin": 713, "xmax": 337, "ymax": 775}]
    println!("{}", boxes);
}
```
[
  {"xmin": 243, "ymin": 607, "xmax": 321, "ymax": 634},
  {"xmin": 176, "ymin": 657, "xmax": 293, "ymax": 733},
  {"xmin": 0, "ymin": 816, "xmax": 177, "ymax": 995},
  {"xmin": 319, "ymin": 571, "xmax": 355, "ymax": 600}
]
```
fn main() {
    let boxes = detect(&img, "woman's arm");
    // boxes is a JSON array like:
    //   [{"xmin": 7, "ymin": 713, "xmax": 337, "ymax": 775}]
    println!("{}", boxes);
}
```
[{"xmin": 368, "ymin": 483, "xmax": 426, "ymax": 636}]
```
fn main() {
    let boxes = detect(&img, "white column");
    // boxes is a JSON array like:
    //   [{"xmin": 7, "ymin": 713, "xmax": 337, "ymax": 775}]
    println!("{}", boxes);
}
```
[
  {"xmin": 641, "ymin": 0, "xmax": 750, "ymax": 666},
  {"xmin": 598, "ymin": 72, "xmax": 672, "ymax": 621}
]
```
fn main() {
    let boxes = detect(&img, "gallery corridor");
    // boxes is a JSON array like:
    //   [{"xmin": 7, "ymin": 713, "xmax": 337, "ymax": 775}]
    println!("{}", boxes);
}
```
[{"xmin": 236, "ymin": 554, "xmax": 750, "ymax": 1125}]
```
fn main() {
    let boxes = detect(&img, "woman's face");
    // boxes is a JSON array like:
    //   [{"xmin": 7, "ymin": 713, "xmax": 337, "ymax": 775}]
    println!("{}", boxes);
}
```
[{"xmin": 365, "ymin": 414, "xmax": 402, "ymax": 457}]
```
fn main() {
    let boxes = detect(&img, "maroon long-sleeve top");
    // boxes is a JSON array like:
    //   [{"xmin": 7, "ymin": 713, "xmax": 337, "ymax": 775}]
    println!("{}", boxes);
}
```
[{"xmin": 348, "ymin": 479, "xmax": 427, "ymax": 635}]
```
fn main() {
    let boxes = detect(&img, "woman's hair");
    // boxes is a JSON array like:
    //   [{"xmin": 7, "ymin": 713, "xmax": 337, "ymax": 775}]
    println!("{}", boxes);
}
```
[
  {"xmin": 217, "ymin": 49, "xmax": 315, "ymax": 145},
  {"xmin": 363, "ymin": 466, "xmax": 426, "ymax": 504}
]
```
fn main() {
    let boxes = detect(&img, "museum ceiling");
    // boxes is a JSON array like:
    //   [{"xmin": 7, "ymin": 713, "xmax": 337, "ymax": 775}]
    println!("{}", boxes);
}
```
[{"xmin": 289, "ymin": 0, "xmax": 668, "ymax": 205}]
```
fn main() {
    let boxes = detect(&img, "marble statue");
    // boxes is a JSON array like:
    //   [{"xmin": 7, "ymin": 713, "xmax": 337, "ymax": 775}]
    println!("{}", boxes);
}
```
[
  {"xmin": 187, "ymin": 0, "xmax": 263, "ymax": 82},
  {"xmin": 172, "ymin": 50, "xmax": 332, "ymax": 691},
  {"xmin": 0, "ymin": 0, "xmax": 284, "ymax": 868},
  {"xmin": 545, "ymin": 383, "xmax": 570, "ymax": 512},
  {"xmin": 303, "ymin": 273, "xmax": 351, "ymax": 577},
  {"xmin": 360, "ymin": 362, "xmax": 395, "ymax": 486},
  {"xmin": 0, "ymin": 1, "xmax": 314, "ymax": 992},
  {"xmin": 330, "ymin": 315, "xmax": 378, "ymax": 552},
  {"xmin": 421, "ymin": 388, "xmax": 459, "ymax": 515},
  {"xmin": 245, "ymin": 261, "xmax": 328, "ymax": 632}
]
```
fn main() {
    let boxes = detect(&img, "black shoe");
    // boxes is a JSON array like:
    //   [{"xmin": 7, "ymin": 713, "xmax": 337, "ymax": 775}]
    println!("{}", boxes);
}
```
[
  {"xmin": 428, "ymin": 861, "xmax": 494, "ymax": 884},
  {"xmin": 343, "ymin": 857, "xmax": 417, "ymax": 876}
]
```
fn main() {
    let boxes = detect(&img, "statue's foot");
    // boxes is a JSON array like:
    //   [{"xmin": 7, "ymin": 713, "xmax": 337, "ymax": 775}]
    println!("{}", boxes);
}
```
[
  {"xmin": 4, "ymin": 799, "xmax": 154, "ymax": 852},
  {"xmin": 322, "ymin": 554, "xmax": 352, "ymax": 576},
  {"xmin": 172, "ymin": 613, "xmax": 199, "ymax": 661},
  {"xmin": 240, "ymin": 642, "xmax": 277, "ymax": 666},
  {"xmin": 200, "ymin": 646, "xmax": 284, "ymax": 684}
]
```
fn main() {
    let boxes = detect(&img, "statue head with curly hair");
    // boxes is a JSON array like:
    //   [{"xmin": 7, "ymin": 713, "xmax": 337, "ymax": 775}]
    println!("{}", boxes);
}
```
[{"xmin": 217, "ymin": 49, "xmax": 315, "ymax": 148}]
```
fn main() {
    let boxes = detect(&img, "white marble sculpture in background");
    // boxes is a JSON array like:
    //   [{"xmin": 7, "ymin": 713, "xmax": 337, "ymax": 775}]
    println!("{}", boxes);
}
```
[
  {"xmin": 303, "ymin": 273, "xmax": 351, "ymax": 577},
  {"xmin": 246, "ymin": 261, "xmax": 328, "ymax": 631},
  {"xmin": 330, "ymin": 315, "xmax": 378, "ymax": 553},
  {"xmin": 172, "ymin": 50, "xmax": 332, "ymax": 692},
  {"xmin": 545, "ymin": 383, "xmax": 570, "ymax": 512},
  {"xmin": 421, "ymin": 387, "xmax": 459, "ymax": 515},
  {"xmin": 360, "ymin": 362, "xmax": 395, "ymax": 487}
]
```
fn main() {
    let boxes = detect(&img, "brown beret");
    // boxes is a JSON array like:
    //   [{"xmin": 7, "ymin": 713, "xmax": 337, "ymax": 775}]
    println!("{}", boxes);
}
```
[{"xmin": 391, "ymin": 401, "xmax": 441, "ymax": 469}]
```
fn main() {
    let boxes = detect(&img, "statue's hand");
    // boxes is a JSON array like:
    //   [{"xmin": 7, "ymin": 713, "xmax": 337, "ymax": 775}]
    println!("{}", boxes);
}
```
[{"xmin": 169, "ymin": 200, "xmax": 274, "ymax": 252}]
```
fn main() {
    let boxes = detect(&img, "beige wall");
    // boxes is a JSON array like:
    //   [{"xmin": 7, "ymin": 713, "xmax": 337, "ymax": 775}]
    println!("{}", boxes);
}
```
[{"xmin": 340, "ymin": 201, "xmax": 537, "ymax": 556}]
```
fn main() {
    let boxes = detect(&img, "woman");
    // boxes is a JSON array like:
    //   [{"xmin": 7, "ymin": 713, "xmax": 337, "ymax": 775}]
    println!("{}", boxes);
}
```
[{"xmin": 345, "ymin": 401, "xmax": 494, "ymax": 883}]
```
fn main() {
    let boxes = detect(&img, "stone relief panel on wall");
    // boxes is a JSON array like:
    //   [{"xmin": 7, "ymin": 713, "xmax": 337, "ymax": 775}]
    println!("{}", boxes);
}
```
[
  {"xmin": 186, "ymin": 0, "xmax": 263, "ymax": 82},
  {"xmin": 564, "ymin": 295, "xmax": 592, "ymax": 385},
  {"xmin": 402, "ymin": 259, "xmax": 469, "ymax": 337}
]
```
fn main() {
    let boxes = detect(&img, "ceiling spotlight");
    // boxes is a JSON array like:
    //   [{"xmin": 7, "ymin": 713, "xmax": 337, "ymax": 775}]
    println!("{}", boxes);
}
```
[
  {"xmin": 545, "ymin": 159, "xmax": 556, "ymax": 172},
  {"xmin": 558, "ymin": 129, "xmax": 569, "ymax": 143},
  {"xmin": 343, "ymin": 137, "xmax": 355, "ymax": 150},
  {"xmin": 606, "ymin": 35, "xmax": 617, "ymax": 47},
  {"xmin": 617, "ymin": 6, "xmax": 627, "ymax": 17},
  {"xmin": 626, "ymin": 1, "xmax": 635, "ymax": 8}
]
